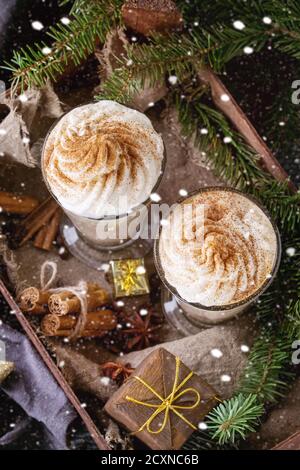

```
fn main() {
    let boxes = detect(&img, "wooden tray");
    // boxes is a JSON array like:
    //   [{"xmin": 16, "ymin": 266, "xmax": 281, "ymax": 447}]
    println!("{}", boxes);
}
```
[{"xmin": 0, "ymin": 279, "xmax": 109, "ymax": 449}]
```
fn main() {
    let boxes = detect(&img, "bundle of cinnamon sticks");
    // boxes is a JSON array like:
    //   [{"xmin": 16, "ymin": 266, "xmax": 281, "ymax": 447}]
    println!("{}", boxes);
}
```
[
  {"xmin": 41, "ymin": 310, "xmax": 116, "ymax": 338},
  {"xmin": 13, "ymin": 197, "xmax": 62, "ymax": 251},
  {"xmin": 18, "ymin": 283, "xmax": 116, "ymax": 339}
]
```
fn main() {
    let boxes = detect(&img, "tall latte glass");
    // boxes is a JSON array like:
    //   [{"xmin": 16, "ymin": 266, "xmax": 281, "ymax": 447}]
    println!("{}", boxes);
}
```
[
  {"xmin": 154, "ymin": 187, "xmax": 281, "ymax": 330},
  {"xmin": 42, "ymin": 101, "xmax": 165, "ymax": 262}
]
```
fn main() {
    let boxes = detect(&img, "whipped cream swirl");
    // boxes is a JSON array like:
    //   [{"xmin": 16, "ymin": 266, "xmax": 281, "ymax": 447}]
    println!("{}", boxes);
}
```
[
  {"xmin": 159, "ymin": 190, "xmax": 278, "ymax": 306},
  {"xmin": 43, "ymin": 101, "xmax": 164, "ymax": 218}
]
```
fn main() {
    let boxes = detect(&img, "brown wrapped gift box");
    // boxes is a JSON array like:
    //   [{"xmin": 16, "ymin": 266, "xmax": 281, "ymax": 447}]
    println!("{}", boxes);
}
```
[{"xmin": 105, "ymin": 348, "xmax": 219, "ymax": 450}]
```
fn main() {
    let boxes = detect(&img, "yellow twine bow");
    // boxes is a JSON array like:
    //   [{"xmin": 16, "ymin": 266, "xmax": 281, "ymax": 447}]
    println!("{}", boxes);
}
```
[
  {"xmin": 120, "ymin": 262, "xmax": 138, "ymax": 294},
  {"xmin": 125, "ymin": 356, "xmax": 201, "ymax": 435}
]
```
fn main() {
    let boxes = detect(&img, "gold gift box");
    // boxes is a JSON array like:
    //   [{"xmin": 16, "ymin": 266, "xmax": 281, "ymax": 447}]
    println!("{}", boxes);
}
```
[{"xmin": 110, "ymin": 258, "xmax": 150, "ymax": 298}]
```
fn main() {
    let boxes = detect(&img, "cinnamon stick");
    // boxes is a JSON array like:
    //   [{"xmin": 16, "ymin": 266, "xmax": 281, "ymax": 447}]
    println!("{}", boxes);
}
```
[
  {"xmin": 34, "ymin": 208, "xmax": 62, "ymax": 251},
  {"xmin": 15, "ymin": 197, "xmax": 59, "ymax": 246},
  {"xmin": 0, "ymin": 191, "xmax": 39, "ymax": 215},
  {"xmin": 18, "ymin": 287, "xmax": 51, "ymax": 314},
  {"xmin": 48, "ymin": 284, "xmax": 109, "ymax": 316},
  {"xmin": 41, "ymin": 309, "xmax": 117, "ymax": 337},
  {"xmin": 197, "ymin": 66, "xmax": 297, "ymax": 192},
  {"xmin": 33, "ymin": 224, "xmax": 48, "ymax": 249}
]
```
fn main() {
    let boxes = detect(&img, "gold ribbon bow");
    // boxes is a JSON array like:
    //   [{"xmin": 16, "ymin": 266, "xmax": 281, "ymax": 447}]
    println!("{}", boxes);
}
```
[
  {"xmin": 125, "ymin": 356, "xmax": 201, "ymax": 435},
  {"xmin": 120, "ymin": 261, "xmax": 139, "ymax": 294}
]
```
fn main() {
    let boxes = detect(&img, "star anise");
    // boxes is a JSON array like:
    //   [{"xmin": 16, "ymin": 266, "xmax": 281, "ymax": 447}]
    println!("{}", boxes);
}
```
[
  {"xmin": 122, "ymin": 311, "xmax": 162, "ymax": 350},
  {"xmin": 102, "ymin": 304, "xmax": 164, "ymax": 353},
  {"xmin": 138, "ymin": 303, "xmax": 164, "ymax": 325},
  {"xmin": 100, "ymin": 361, "xmax": 134, "ymax": 385}
]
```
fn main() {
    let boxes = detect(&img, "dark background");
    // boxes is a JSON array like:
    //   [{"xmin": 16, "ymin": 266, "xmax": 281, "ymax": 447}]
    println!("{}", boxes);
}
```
[{"xmin": 0, "ymin": 0, "xmax": 69, "ymax": 61}]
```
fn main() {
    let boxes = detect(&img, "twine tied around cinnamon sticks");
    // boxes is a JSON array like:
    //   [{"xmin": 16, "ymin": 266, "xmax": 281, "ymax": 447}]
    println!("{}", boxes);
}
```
[
  {"xmin": 18, "ymin": 261, "xmax": 110, "ymax": 340},
  {"xmin": 42, "ymin": 261, "xmax": 89, "ymax": 340}
]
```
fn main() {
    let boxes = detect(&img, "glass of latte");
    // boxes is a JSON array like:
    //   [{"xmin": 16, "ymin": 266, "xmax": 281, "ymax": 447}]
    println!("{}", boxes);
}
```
[
  {"xmin": 154, "ymin": 187, "xmax": 281, "ymax": 333},
  {"xmin": 42, "ymin": 101, "xmax": 165, "ymax": 266}
]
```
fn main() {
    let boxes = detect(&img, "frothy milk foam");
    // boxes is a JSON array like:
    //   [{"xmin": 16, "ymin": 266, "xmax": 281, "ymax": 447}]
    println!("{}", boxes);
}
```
[
  {"xmin": 159, "ymin": 189, "xmax": 278, "ymax": 307},
  {"xmin": 43, "ymin": 100, "xmax": 164, "ymax": 219}
]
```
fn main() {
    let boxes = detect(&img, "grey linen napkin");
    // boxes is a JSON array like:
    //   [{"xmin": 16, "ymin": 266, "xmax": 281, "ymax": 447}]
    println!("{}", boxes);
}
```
[{"xmin": 0, "ymin": 323, "xmax": 77, "ymax": 449}]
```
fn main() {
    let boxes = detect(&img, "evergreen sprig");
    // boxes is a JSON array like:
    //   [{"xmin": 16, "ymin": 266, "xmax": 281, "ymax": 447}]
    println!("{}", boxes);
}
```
[
  {"xmin": 97, "ymin": 26, "xmax": 300, "ymax": 232},
  {"xmin": 204, "ymin": 235, "xmax": 300, "ymax": 445},
  {"xmin": 175, "ymin": 93, "xmax": 300, "ymax": 233},
  {"xmin": 6, "ymin": 0, "xmax": 300, "ymax": 93},
  {"xmin": 285, "ymin": 300, "xmax": 300, "ymax": 339},
  {"xmin": 206, "ymin": 394, "xmax": 264, "ymax": 445},
  {"xmin": 97, "ymin": 24, "xmax": 272, "ymax": 102},
  {"xmin": 175, "ymin": 95, "xmax": 265, "ymax": 187},
  {"xmin": 2, "ymin": 0, "xmax": 122, "ymax": 91},
  {"xmin": 96, "ymin": 32, "xmax": 213, "ymax": 102},
  {"xmin": 238, "ymin": 333, "xmax": 293, "ymax": 403},
  {"xmin": 255, "ymin": 182, "xmax": 300, "ymax": 233},
  {"xmin": 282, "ymin": 238, "xmax": 300, "ymax": 338}
]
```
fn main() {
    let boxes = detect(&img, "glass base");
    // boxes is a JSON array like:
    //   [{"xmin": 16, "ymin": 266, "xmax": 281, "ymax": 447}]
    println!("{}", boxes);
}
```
[
  {"xmin": 61, "ymin": 216, "xmax": 154, "ymax": 269},
  {"xmin": 161, "ymin": 287, "xmax": 205, "ymax": 336}
]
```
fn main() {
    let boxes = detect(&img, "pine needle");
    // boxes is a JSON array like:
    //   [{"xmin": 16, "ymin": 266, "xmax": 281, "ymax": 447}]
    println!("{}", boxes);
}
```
[
  {"xmin": 206, "ymin": 394, "xmax": 264, "ymax": 445},
  {"xmin": 3, "ymin": 0, "xmax": 123, "ymax": 91}
]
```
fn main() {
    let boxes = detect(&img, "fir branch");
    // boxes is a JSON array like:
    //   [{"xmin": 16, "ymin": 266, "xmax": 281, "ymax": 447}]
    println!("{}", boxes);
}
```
[
  {"xmin": 206, "ymin": 394, "xmax": 264, "ymax": 445},
  {"xmin": 63, "ymin": 0, "xmax": 102, "ymax": 15},
  {"xmin": 253, "ymin": 181, "xmax": 300, "ymax": 233},
  {"xmin": 7, "ymin": 0, "xmax": 300, "ymax": 94},
  {"xmin": 205, "ymin": 326, "xmax": 294, "ymax": 445},
  {"xmin": 221, "ymin": 236, "xmax": 300, "ymax": 444},
  {"xmin": 97, "ymin": 32, "xmax": 210, "ymax": 102},
  {"xmin": 99, "ymin": 31, "xmax": 300, "ymax": 232},
  {"xmin": 285, "ymin": 300, "xmax": 300, "ymax": 340},
  {"xmin": 97, "ymin": 23, "xmax": 272, "ymax": 102},
  {"xmin": 203, "ymin": 0, "xmax": 300, "ymax": 63},
  {"xmin": 254, "ymin": 279, "xmax": 285, "ymax": 327},
  {"xmin": 272, "ymin": 31, "xmax": 300, "ymax": 60},
  {"xmin": 175, "ymin": 95, "xmax": 265, "ymax": 187},
  {"xmin": 264, "ymin": 0, "xmax": 300, "ymax": 59},
  {"xmin": 249, "ymin": 237, "xmax": 300, "ymax": 327},
  {"xmin": 282, "ymin": 238, "xmax": 300, "ymax": 338},
  {"xmin": 177, "ymin": 0, "xmax": 266, "ymax": 26},
  {"xmin": 238, "ymin": 333, "xmax": 293, "ymax": 403},
  {"xmin": 175, "ymin": 93, "xmax": 300, "ymax": 232},
  {"xmin": 3, "ymin": 0, "xmax": 122, "ymax": 91}
]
